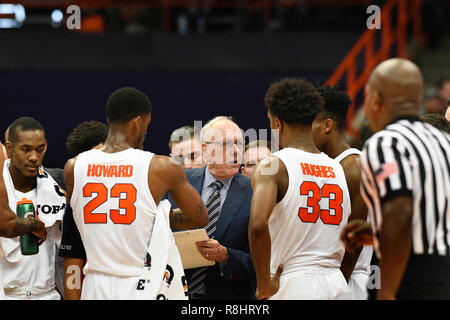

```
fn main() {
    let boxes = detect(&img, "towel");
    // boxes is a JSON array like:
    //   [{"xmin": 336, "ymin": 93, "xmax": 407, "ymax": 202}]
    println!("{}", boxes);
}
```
[
  {"xmin": 1, "ymin": 159, "xmax": 66, "ymax": 263},
  {"xmin": 135, "ymin": 199, "xmax": 188, "ymax": 300}
]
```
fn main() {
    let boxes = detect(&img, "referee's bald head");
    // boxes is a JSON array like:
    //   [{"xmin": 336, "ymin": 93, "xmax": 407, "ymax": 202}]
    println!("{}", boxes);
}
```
[
  {"xmin": 364, "ymin": 58, "xmax": 424, "ymax": 132},
  {"xmin": 370, "ymin": 58, "xmax": 423, "ymax": 107}
]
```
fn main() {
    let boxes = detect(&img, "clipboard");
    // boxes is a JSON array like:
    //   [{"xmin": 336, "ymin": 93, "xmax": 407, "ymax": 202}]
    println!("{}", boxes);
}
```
[{"xmin": 173, "ymin": 229, "xmax": 215, "ymax": 269}]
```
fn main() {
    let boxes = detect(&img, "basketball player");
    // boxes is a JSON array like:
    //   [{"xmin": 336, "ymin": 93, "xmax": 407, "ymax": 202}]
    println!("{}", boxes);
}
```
[
  {"xmin": 0, "ymin": 142, "xmax": 46, "ymax": 240},
  {"xmin": 64, "ymin": 87, "xmax": 208, "ymax": 300},
  {"xmin": 249, "ymin": 78, "xmax": 351, "ymax": 300},
  {"xmin": 0, "ymin": 141, "xmax": 47, "ymax": 299},
  {"xmin": 312, "ymin": 84, "xmax": 371, "ymax": 300}
]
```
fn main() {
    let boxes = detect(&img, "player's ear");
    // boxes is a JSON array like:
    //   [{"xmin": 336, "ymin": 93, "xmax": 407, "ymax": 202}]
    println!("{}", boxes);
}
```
[
  {"xmin": 5, "ymin": 141, "xmax": 12, "ymax": 158},
  {"xmin": 129, "ymin": 116, "xmax": 141, "ymax": 129},
  {"xmin": 324, "ymin": 118, "xmax": 333, "ymax": 133},
  {"xmin": 274, "ymin": 116, "xmax": 282, "ymax": 131}
]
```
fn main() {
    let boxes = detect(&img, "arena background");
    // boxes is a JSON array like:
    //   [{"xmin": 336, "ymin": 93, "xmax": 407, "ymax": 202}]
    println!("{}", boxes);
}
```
[{"xmin": 0, "ymin": 0, "xmax": 448, "ymax": 169}]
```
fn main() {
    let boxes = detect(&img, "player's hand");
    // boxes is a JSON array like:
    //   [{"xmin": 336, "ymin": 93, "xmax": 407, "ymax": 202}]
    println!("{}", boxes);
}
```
[
  {"xmin": 30, "ymin": 218, "xmax": 47, "ymax": 246},
  {"xmin": 255, "ymin": 265, "xmax": 283, "ymax": 300},
  {"xmin": 196, "ymin": 239, "xmax": 228, "ymax": 263},
  {"xmin": 340, "ymin": 219, "xmax": 373, "ymax": 252}
]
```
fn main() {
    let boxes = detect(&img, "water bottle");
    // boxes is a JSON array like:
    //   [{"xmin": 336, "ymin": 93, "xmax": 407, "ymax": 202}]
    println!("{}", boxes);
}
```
[{"xmin": 16, "ymin": 197, "xmax": 39, "ymax": 255}]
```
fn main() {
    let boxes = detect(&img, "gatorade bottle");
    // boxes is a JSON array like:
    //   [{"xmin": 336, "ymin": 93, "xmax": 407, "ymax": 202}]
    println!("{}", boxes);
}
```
[{"xmin": 16, "ymin": 197, "xmax": 39, "ymax": 255}]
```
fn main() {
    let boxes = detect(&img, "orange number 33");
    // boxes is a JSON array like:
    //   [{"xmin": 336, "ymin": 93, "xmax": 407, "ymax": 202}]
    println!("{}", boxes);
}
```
[
  {"xmin": 83, "ymin": 183, "xmax": 137, "ymax": 225},
  {"xmin": 298, "ymin": 181, "xmax": 343, "ymax": 225}
]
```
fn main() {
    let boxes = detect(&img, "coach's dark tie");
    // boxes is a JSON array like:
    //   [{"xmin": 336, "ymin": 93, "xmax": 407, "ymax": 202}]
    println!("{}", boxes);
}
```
[{"xmin": 188, "ymin": 180, "xmax": 224, "ymax": 296}]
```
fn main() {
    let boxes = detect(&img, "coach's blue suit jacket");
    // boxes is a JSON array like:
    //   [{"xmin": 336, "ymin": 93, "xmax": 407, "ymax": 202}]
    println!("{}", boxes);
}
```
[{"xmin": 169, "ymin": 166, "xmax": 256, "ymax": 300}]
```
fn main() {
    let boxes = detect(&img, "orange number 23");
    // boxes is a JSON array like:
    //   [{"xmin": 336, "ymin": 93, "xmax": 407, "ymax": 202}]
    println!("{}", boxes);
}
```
[
  {"xmin": 83, "ymin": 183, "xmax": 137, "ymax": 225},
  {"xmin": 298, "ymin": 181, "xmax": 343, "ymax": 225}
]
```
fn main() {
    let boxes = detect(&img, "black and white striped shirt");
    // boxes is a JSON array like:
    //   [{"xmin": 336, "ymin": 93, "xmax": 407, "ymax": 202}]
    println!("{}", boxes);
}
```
[{"xmin": 360, "ymin": 116, "xmax": 450, "ymax": 256}]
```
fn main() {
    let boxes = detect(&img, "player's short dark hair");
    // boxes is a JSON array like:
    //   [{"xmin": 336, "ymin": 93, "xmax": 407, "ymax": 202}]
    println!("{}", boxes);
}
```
[
  {"xmin": 106, "ymin": 87, "xmax": 152, "ymax": 124},
  {"xmin": 422, "ymin": 113, "xmax": 450, "ymax": 134},
  {"xmin": 8, "ymin": 116, "xmax": 45, "ymax": 145},
  {"xmin": 65, "ymin": 121, "xmax": 108, "ymax": 157},
  {"xmin": 265, "ymin": 78, "xmax": 324, "ymax": 126},
  {"xmin": 316, "ymin": 84, "xmax": 352, "ymax": 132}
]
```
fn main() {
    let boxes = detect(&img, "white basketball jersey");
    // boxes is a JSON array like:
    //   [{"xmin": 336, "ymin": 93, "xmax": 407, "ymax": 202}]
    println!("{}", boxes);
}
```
[
  {"xmin": 269, "ymin": 148, "xmax": 351, "ymax": 275},
  {"xmin": 335, "ymin": 148, "xmax": 372, "ymax": 276},
  {"xmin": 71, "ymin": 148, "xmax": 158, "ymax": 277}
]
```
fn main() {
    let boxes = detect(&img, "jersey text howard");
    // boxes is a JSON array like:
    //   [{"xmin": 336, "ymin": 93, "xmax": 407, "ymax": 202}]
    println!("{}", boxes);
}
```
[{"xmin": 87, "ymin": 164, "xmax": 133, "ymax": 177}]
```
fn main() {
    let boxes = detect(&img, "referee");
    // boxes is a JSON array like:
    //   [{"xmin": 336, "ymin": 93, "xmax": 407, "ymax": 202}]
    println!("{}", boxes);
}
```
[{"xmin": 341, "ymin": 58, "xmax": 450, "ymax": 299}]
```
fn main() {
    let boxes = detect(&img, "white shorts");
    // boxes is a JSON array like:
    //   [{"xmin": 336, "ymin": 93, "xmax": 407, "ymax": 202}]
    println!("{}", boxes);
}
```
[
  {"xmin": 4, "ymin": 289, "xmax": 61, "ymax": 300},
  {"xmin": 81, "ymin": 271, "xmax": 141, "ymax": 300},
  {"xmin": 269, "ymin": 268, "xmax": 350, "ymax": 300},
  {"xmin": 346, "ymin": 272, "xmax": 369, "ymax": 300}
]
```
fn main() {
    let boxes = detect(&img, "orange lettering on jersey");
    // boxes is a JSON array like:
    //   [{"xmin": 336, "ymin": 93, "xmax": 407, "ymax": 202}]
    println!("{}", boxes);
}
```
[
  {"xmin": 300, "ymin": 162, "xmax": 312, "ymax": 176},
  {"xmin": 85, "ymin": 164, "xmax": 133, "ymax": 178},
  {"xmin": 300, "ymin": 162, "xmax": 336, "ymax": 179},
  {"xmin": 320, "ymin": 165, "xmax": 329, "ymax": 178},
  {"xmin": 95, "ymin": 165, "xmax": 102, "ymax": 177},
  {"xmin": 87, "ymin": 164, "xmax": 95, "ymax": 177},
  {"xmin": 110, "ymin": 165, "xmax": 118, "ymax": 177},
  {"xmin": 327, "ymin": 166, "xmax": 335, "ymax": 178},
  {"xmin": 311, "ymin": 165, "xmax": 322, "ymax": 178},
  {"xmin": 126, "ymin": 165, "xmax": 133, "ymax": 177},
  {"xmin": 100, "ymin": 165, "xmax": 109, "ymax": 177}
]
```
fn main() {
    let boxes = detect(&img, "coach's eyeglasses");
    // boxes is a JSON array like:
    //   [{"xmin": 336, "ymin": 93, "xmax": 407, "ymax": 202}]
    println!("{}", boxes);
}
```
[{"xmin": 205, "ymin": 140, "xmax": 245, "ymax": 149}]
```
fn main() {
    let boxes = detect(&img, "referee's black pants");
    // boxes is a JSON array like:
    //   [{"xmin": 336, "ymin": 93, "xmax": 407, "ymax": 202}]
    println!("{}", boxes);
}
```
[{"xmin": 397, "ymin": 253, "xmax": 450, "ymax": 300}]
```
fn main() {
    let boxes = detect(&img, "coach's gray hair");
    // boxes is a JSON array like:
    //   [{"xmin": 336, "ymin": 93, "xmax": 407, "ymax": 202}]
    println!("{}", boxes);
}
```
[{"xmin": 200, "ymin": 116, "xmax": 235, "ymax": 143}]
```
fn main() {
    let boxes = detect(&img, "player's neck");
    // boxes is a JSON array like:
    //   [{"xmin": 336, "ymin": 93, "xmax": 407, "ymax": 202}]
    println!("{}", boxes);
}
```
[
  {"xmin": 101, "ymin": 130, "xmax": 136, "ymax": 153},
  {"xmin": 282, "ymin": 130, "xmax": 320, "ymax": 154},
  {"xmin": 323, "ymin": 134, "xmax": 351, "ymax": 159},
  {"xmin": 9, "ymin": 165, "xmax": 36, "ymax": 193}
]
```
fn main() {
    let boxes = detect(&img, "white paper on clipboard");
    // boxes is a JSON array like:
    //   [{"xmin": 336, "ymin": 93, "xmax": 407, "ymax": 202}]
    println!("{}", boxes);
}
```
[{"xmin": 173, "ymin": 229, "xmax": 215, "ymax": 269}]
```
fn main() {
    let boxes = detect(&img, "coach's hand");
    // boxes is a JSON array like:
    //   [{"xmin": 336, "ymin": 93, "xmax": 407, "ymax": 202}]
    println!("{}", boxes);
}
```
[
  {"xmin": 255, "ymin": 264, "xmax": 283, "ymax": 300},
  {"xmin": 340, "ymin": 219, "xmax": 373, "ymax": 252},
  {"xmin": 196, "ymin": 239, "xmax": 228, "ymax": 264}
]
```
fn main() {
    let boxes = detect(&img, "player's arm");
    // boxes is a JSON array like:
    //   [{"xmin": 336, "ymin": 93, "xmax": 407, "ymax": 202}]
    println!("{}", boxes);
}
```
[
  {"xmin": 249, "ymin": 156, "xmax": 284, "ymax": 300},
  {"xmin": 149, "ymin": 156, "xmax": 208, "ymax": 230},
  {"xmin": 0, "ymin": 145, "xmax": 46, "ymax": 241},
  {"xmin": 60, "ymin": 204, "xmax": 86, "ymax": 300},
  {"xmin": 339, "ymin": 155, "xmax": 368, "ymax": 282},
  {"xmin": 62, "ymin": 157, "xmax": 88, "ymax": 300},
  {"xmin": 0, "ymin": 203, "xmax": 46, "ymax": 241},
  {"xmin": 63, "ymin": 257, "xmax": 84, "ymax": 300},
  {"xmin": 377, "ymin": 196, "xmax": 413, "ymax": 300},
  {"xmin": 63, "ymin": 157, "xmax": 76, "ymax": 203}
]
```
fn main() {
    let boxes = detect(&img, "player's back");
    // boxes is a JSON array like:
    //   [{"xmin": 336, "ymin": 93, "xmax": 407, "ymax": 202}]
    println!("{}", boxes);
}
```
[
  {"xmin": 71, "ymin": 148, "xmax": 158, "ymax": 277},
  {"xmin": 269, "ymin": 148, "xmax": 351, "ymax": 275}
]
